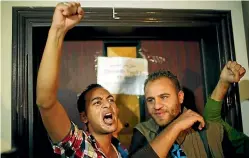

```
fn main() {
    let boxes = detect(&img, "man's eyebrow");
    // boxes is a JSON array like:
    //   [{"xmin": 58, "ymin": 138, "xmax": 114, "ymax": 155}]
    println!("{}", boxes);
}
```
[
  {"xmin": 159, "ymin": 93, "xmax": 170, "ymax": 96},
  {"xmin": 91, "ymin": 97, "xmax": 102, "ymax": 102},
  {"xmin": 106, "ymin": 95, "xmax": 114, "ymax": 99},
  {"xmin": 146, "ymin": 93, "xmax": 170, "ymax": 100},
  {"xmin": 146, "ymin": 96, "xmax": 154, "ymax": 100}
]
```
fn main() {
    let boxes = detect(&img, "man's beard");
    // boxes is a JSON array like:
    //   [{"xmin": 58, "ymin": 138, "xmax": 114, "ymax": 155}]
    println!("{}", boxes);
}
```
[{"xmin": 157, "ymin": 107, "xmax": 182, "ymax": 129}]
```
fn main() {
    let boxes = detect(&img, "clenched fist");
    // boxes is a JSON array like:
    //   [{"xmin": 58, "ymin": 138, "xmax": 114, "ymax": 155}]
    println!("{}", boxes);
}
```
[
  {"xmin": 220, "ymin": 61, "xmax": 246, "ymax": 84},
  {"xmin": 51, "ymin": 2, "xmax": 84, "ymax": 32}
]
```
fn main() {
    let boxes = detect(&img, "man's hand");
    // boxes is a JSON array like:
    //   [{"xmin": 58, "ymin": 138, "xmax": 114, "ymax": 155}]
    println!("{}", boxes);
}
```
[
  {"xmin": 172, "ymin": 109, "xmax": 205, "ymax": 131},
  {"xmin": 51, "ymin": 2, "xmax": 84, "ymax": 32},
  {"xmin": 210, "ymin": 61, "xmax": 246, "ymax": 101},
  {"xmin": 148, "ymin": 109, "xmax": 205, "ymax": 157},
  {"xmin": 220, "ymin": 61, "xmax": 246, "ymax": 84}
]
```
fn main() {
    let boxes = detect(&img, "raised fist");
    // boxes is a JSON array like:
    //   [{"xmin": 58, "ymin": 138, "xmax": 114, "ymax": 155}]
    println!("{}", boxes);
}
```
[
  {"xmin": 51, "ymin": 2, "xmax": 84, "ymax": 32},
  {"xmin": 220, "ymin": 61, "xmax": 246, "ymax": 84}
]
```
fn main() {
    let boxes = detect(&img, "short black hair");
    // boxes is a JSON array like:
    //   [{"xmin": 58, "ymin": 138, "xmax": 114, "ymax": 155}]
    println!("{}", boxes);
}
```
[
  {"xmin": 77, "ymin": 84, "xmax": 103, "ymax": 113},
  {"xmin": 144, "ymin": 70, "xmax": 181, "ymax": 92}
]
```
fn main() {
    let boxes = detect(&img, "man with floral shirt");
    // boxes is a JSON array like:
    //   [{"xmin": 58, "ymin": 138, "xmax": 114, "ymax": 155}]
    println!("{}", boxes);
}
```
[{"xmin": 36, "ymin": 2, "xmax": 129, "ymax": 157}]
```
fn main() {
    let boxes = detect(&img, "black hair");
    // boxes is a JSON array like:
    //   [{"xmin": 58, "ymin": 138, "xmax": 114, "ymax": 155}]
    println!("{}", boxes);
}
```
[
  {"xmin": 144, "ymin": 70, "xmax": 181, "ymax": 92},
  {"xmin": 77, "ymin": 84, "xmax": 103, "ymax": 113}
]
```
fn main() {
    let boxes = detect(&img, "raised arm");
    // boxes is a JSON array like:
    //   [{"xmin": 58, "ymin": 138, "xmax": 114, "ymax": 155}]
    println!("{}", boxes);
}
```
[
  {"xmin": 204, "ymin": 61, "xmax": 249, "ymax": 156},
  {"xmin": 204, "ymin": 61, "xmax": 246, "ymax": 121},
  {"xmin": 36, "ymin": 2, "xmax": 84, "ymax": 142}
]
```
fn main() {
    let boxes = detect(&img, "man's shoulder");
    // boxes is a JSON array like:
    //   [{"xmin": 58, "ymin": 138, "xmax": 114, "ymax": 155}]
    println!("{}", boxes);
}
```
[
  {"xmin": 205, "ymin": 120, "xmax": 224, "ymax": 142},
  {"xmin": 135, "ymin": 118, "xmax": 153, "ymax": 129},
  {"xmin": 206, "ymin": 120, "xmax": 223, "ymax": 129},
  {"xmin": 134, "ymin": 118, "xmax": 159, "ymax": 134}
]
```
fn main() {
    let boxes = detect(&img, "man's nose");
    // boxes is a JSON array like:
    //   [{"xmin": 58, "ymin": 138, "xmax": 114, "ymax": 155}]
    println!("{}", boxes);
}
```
[
  {"xmin": 103, "ymin": 100, "xmax": 111, "ymax": 108},
  {"xmin": 154, "ymin": 99, "xmax": 163, "ymax": 110}
]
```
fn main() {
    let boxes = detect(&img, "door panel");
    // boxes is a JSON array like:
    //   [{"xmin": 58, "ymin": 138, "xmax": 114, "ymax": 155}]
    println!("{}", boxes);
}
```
[{"xmin": 59, "ymin": 41, "xmax": 103, "ymax": 129}]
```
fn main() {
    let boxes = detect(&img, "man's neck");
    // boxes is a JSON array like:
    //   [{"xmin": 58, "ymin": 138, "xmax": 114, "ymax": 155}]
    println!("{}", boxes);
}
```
[{"xmin": 92, "ymin": 132, "xmax": 113, "ymax": 156}]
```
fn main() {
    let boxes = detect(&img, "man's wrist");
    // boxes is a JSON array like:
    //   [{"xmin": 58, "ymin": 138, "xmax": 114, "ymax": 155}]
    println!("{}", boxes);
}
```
[
  {"xmin": 49, "ymin": 26, "xmax": 67, "ymax": 39},
  {"xmin": 210, "ymin": 78, "xmax": 231, "ymax": 101},
  {"xmin": 218, "ymin": 78, "xmax": 231, "ymax": 89},
  {"xmin": 168, "ymin": 121, "xmax": 182, "ymax": 135}
]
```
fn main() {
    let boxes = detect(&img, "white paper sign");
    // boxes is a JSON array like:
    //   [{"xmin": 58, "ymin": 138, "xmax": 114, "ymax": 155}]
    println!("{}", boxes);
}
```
[{"xmin": 97, "ymin": 57, "xmax": 148, "ymax": 95}]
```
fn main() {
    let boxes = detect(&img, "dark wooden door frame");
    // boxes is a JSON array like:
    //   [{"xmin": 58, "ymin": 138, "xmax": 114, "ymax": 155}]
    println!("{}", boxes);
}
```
[{"xmin": 12, "ymin": 7, "xmax": 242, "ymax": 157}]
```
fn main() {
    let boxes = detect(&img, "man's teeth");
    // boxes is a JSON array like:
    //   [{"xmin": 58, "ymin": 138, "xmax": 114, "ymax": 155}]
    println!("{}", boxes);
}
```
[
  {"xmin": 104, "ymin": 113, "xmax": 112, "ymax": 119},
  {"xmin": 103, "ymin": 113, "xmax": 114, "ymax": 125}
]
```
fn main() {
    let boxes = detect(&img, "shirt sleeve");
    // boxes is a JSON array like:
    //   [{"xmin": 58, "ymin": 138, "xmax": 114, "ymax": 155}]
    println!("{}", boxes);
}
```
[
  {"xmin": 203, "ymin": 97, "xmax": 223, "ymax": 122},
  {"xmin": 50, "ymin": 122, "xmax": 85, "ymax": 157},
  {"xmin": 203, "ymin": 97, "xmax": 249, "ymax": 156}
]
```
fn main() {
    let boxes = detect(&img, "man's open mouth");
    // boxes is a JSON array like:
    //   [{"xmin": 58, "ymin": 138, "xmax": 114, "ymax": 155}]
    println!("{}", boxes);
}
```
[{"xmin": 103, "ymin": 113, "xmax": 113, "ymax": 125}]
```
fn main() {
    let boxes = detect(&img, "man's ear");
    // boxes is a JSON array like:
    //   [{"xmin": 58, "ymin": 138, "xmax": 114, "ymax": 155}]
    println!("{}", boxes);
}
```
[
  {"xmin": 80, "ymin": 112, "xmax": 88, "ymax": 124},
  {"xmin": 178, "ymin": 90, "xmax": 184, "ymax": 104}
]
